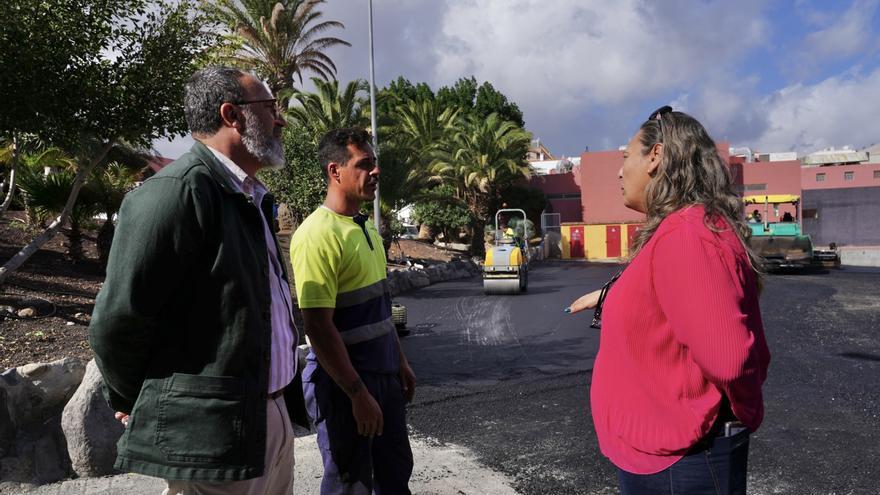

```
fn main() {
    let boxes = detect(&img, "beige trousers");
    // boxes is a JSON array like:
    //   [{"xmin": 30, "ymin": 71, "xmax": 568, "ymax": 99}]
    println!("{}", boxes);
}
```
[{"xmin": 163, "ymin": 395, "xmax": 295, "ymax": 495}]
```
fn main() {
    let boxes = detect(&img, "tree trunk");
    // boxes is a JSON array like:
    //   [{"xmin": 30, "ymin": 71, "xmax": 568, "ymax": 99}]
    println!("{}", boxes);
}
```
[
  {"xmin": 0, "ymin": 141, "xmax": 115, "ymax": 286},
  {"xmin": 417, "ymin": 223, "xmax": 434, "ymax": 241},
  {"xmin": 0, "ymin": 135, "xmax": 20, "ymax": 215},
  {"xmin": 66, "ymin": 221, "xmax": 85, "ymax": 262},
  {"xmin": 466, "ymin": 192, "xmax": 488, "ymax": 257},
  {"xmin": 379, "ymin": 215, "xmax": 392, "ymax": 257},
  {"xmin": 96, "ymin": 218, "xmax": 115, "ymax": 268}
]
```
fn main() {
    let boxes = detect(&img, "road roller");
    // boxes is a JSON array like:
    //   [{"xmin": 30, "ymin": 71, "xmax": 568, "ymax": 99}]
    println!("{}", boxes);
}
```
[{"xmin": 483, "ymin": 208, "xmax": 529, "ymax": 295}]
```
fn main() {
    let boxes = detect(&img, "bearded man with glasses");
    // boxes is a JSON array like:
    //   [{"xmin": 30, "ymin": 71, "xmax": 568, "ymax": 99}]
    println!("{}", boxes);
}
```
[{"xmin": 90, "ymin": 66, "xmax": 307, "ymax": 495}]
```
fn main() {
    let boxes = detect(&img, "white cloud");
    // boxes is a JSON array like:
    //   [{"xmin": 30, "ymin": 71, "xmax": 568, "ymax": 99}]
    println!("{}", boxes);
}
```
[
  {"xmin": 427, "ymin": 0, "xmax": 771, "ymax": 153},
  {"xmin": 433, "ymin": 0, "xmax": 768, "ymax": 109},
  {"xmin": 797, "ymin": 0, "xmax": 880, "ymax": 68},
  {"xmin": 749, "ymin": 67, "xmax": 880, "ymax": 152}
]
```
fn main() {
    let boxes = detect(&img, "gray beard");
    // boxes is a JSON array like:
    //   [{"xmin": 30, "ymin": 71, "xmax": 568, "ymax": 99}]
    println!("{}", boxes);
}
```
[{"xmin": 241, "ymin": 108, "xmax": 285, "ymax": 169}]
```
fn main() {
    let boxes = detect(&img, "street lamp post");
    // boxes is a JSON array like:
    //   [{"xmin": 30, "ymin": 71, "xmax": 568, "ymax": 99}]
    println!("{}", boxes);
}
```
[{"xmin": 368, "ymin": 0, "xmax": 380, "ymax": 231}]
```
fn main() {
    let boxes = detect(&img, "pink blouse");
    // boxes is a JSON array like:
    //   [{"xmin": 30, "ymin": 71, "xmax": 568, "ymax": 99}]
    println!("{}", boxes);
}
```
[{"xmin": 590, "ymin": 205, "xmax": 770, "ymax": 474}]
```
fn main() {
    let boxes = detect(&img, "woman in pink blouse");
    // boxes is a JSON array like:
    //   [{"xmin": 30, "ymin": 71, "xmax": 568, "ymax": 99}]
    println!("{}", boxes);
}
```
[{"xmin": 568, "ymin": 107, "xmax": 770, "ymax": 494}]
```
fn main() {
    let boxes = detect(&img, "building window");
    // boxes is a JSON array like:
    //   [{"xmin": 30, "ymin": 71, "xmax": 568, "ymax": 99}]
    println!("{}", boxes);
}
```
[
  {"xmin": 844, "ymin": 171, "xmax": 854, "ymax": 181},
  {"xmin": 816, "ymin": 173, "xmax": 826, "ymax": 182},
  {"xmin": 744, "ymin": 183, "xmax": 766, "ymax": 191},
  {"xmin": 874, "ymin": 170, "xmax": 880, "ymax": 179},
  {"xmin": 803, "ymin": 208, "xmax": 818, "ymax": 220}
]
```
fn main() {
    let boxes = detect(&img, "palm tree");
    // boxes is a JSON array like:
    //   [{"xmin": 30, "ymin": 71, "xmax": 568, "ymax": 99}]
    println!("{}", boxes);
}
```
[
  {"xmin": 377, "ymin": 97, "xmax": 459, "ymax": 223},
  {"xmin": 89, "ymin": 162, "xmax": 138, "ymax": 266},
  {"xmin": 430, "ymin": 113, "xmax": 532, "ymax": 253},
  {"xmin": 392, "ymin": 97, "xmax": 459, "ymax": 160},
  {"xmin": 284, "ymin": 77, "xmax": 370, "ymax": 140},
  {"xmin": 204, "ymin": 0, "xmax": 351, "ymax": 98},
  {"xmin": 16, "ymin": 148, "xmax": 94, "ymax": 260},
  {"xmin": 0, "ymin": 139, "xmax": 15, "ymax": 214}
]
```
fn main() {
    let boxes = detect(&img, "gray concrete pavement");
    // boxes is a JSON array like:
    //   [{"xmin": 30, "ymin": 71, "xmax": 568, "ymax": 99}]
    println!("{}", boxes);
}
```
[{"xmin": 2, "ymin": 434, "xmax": 516, "ymax": 495}]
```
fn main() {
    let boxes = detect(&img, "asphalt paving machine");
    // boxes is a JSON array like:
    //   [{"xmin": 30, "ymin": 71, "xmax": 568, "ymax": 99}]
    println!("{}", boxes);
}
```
[{"xmin": 744, "ymin": 194, "xmax": 825, "ymax": 269}]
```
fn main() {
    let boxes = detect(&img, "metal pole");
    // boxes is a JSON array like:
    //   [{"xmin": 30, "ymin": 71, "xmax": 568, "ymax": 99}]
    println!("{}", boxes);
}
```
[{"xmin": 368, "ymin": 0, "xmax": 380, "ymax": 231}]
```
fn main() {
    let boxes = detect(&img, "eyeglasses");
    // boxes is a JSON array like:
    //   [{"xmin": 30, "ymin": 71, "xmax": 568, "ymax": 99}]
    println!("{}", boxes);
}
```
[
  {"xmin": 648, "ymin": 105, "xmax": 672, "ymax": 141},
  {"xmin": 231, "ymin": 98, "xmax": 282, "ymax": 118},
  {"xmin": 590, "ymin": 269, "xmax": 623, "ymax": 330}
]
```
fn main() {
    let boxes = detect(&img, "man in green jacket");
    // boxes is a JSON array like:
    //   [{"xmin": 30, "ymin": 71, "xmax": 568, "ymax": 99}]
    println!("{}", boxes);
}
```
[{"xmin": 89, "ymin": 66, "xmax": 306, "ymax": 494}]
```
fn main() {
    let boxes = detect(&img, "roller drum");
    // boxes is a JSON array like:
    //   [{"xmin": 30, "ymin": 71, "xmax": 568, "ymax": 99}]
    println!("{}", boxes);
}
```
[{"xmin": 483, "ymin": 277, "xmax": 522, "ymax": 295}]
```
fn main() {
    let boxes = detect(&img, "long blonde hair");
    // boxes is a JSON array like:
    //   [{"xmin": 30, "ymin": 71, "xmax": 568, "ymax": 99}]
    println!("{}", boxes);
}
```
[{"xmin": 629, "ymin": 110, "xmax": 763, "ymax": 278}]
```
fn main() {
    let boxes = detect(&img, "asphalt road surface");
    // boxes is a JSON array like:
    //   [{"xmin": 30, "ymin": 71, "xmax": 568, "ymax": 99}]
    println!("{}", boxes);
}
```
[{"xmin": 396, "ymin": 261, "xmax": 880, "ymax": 495}]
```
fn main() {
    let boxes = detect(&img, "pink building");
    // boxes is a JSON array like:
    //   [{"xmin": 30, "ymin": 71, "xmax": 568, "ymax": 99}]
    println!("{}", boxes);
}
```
[
  {"xmin": 802, "ymin": 163, "xmax": 880, "ymax": 190},
  {"xmin": 527, "ymin": 172, "xmax": 583, "ymax": 223},
  {"xmin": 579, "ymin": 150, "xmax": 644, "ymax": 224},
  {"xmin": 578, "ymin": 143, "xmax": 731, "ymax": 224},
  {"xmin": 739, "ymin": 160, "xmax": 802, "ymax": 220},
  {"xmin": 526, "ymin": 139, "xmax": 880, "ymax": 246}
]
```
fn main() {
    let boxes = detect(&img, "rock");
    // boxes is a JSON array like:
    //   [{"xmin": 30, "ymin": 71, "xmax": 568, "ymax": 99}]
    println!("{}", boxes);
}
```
[
  {"xmin": 0, "ymin": 388, "xmax": 14, "ymax": 457},
  {"xmin": 2, "ymin": 358, "xmax": 86, "ymax": 431},
  {"xmin": 276, "ymin": 203, "xmax": 295, "ymax": 232},
  {"xmin": 17, "ymin": 307, "xmax": 35, "ymax": 318},
  {"xmin": 0, "ymin": 359, "xmax": 84, "ymax": 485},
  {"xmin": 62, "ymin": 359, "xmax": 124, "ymax": 477},
  {"xmin": 393, "ymin": 271, "xmax": 411, "ymax": 292},
  {"xmin": 409, "ymin": 271, "xmax": 431, "ymax": 289},
  {"xmin": 386, "ymin": 276, "xmax": 400, "ymax": 297},
  {"xmin": 0, "ymin": 452, "xmax": 34, "ymax": 485},
  {"xmin": 65, "ymin": 321, "xmax": 75, "ymax": 326},
  {"xmin": 0, "ymin": 409, "xmax": 73, "ymax": 485},
  {"xmin": 425, "ymin": 266, "xmax": 443, "ymax": 284},
  {"xmin": 33, "ymin": 416, "xmax": 71, "ymax": 483}
]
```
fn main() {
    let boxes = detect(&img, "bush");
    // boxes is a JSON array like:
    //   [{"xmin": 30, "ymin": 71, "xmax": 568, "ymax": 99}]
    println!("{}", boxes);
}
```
[
  {"xmin": 411, "ymin": 184, "xmax": 472, "ymax": 242},
  {"xmin": 258, "ymin": 124, "xmax": 326, "ymax": 226}
]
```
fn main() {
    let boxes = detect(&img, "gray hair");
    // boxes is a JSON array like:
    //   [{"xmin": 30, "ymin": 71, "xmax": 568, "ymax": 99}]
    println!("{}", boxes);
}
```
[{"xmin": 183, "ymin": 67, "xmax": 246, "ymax": 136}]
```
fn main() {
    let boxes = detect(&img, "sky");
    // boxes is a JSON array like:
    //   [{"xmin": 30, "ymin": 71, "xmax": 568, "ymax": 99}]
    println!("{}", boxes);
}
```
[{"xmin": 154, "ymin": 0, "xmax": 880, "ymax": 159}]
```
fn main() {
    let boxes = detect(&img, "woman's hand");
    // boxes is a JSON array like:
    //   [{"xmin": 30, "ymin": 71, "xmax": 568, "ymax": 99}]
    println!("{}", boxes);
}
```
[{"xmin": 566, "ymin": 289, "xmax": 602, "ymax": 314}]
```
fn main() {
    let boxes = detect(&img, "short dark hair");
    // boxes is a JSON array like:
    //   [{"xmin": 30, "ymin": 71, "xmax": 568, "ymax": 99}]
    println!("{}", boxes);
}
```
[
  {"xmin": 183, "ymin": 66, "xmax": 246, "ymax": 136},
  {"xmin": 317, "ymin": 128, "xmax": 372, "ymax": 179}
]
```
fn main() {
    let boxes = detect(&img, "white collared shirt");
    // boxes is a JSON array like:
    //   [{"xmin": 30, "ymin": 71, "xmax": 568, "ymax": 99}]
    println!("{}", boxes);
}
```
[{"xmin": 206, "ymin": 146, "xmax": 297, "ymax": 394}]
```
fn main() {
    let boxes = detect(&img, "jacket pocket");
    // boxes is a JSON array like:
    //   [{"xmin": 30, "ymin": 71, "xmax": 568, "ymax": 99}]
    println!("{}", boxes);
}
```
[{"xmin": 155, "ymin": 373, "xmax": 246, "ymax": 464}]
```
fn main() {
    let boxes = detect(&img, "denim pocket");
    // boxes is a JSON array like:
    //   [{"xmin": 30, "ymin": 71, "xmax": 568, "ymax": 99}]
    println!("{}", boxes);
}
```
[{"xmin": 155, "ymin": 373, "xmax": 246, "ymax": 463}]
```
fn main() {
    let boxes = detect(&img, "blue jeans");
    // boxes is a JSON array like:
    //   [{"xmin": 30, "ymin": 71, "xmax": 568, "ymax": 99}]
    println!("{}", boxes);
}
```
[{"xmin": 618, "ymin": 429, "xmax": 750, "ymax": 495}]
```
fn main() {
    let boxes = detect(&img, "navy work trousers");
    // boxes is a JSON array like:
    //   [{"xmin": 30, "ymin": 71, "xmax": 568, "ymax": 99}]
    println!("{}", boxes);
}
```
[
  {"xmin": 304, "ymin": 367, "xmax": 413, "ymax": 494},
  {"xmin": 618, "ymin": 429, "xmax": 751, "ymax": 495}
]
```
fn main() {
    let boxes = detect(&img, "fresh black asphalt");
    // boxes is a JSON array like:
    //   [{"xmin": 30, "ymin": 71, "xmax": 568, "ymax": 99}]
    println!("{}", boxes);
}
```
[{"xmin": 396, "ymin": 261, "xmax": 880, "ymax": 494}]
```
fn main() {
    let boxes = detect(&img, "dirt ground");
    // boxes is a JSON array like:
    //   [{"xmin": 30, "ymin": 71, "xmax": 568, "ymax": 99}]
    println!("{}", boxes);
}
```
[
  {"xmin": 387, "ymin": 238, "xmax": 469, "ymax": 266},
  {"xmin": 0, "ymin": 212, "xmax": 103, "ymax": 370},
  {"xmin": 0, "ymin": 214, "xmax": 462, "ymax": 371}
]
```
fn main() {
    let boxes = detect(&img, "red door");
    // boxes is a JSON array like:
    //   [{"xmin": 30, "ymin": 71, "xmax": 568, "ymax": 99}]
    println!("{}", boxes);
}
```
[
  {"xmin": 606, "ymin": 225, "xmax": 621, "ymax": 258},
  {"xmin": 627, "ymin": 224, "xmax": 641, "ymax": 251},
  {"xmin": 570, "ymin": 226, "xmax": 584, "ymax": 258}
]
